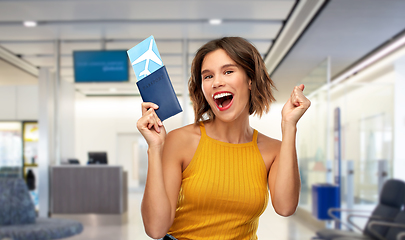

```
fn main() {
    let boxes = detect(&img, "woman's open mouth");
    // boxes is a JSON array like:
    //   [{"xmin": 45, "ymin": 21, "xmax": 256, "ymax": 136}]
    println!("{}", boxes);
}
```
[{"xmin": 213, "ymin": 91, "xmax": 234, "ymax": 111}]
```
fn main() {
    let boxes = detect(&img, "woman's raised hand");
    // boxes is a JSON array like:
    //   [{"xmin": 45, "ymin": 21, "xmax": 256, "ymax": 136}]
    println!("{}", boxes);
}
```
[
  {"xmin": 137, "ymin": 102, "xmax": 166, "ymax": 148},
  {"xmin": 281, "ymin": 84, "xmax": 311, "ymax": 127}
]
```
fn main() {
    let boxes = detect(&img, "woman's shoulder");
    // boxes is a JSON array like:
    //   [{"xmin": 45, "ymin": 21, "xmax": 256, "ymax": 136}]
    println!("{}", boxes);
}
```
[
  {"xmin": 165, "ymin": 123, "xmax": 201, "ymax": 148},
  {"xmin": 256, "ymin": 131, "xmax": 281, "ymax": 146},
  {"xmin": 256, "ymin": 131, "xmax": 281, "ymax": 161},
  {"xmin": 167, "ymin": 123, "xmax": 200, "ymax": 138},
  {"xmin": 164, "ymin": 123, "xmax": 202, "ymax": 164}
]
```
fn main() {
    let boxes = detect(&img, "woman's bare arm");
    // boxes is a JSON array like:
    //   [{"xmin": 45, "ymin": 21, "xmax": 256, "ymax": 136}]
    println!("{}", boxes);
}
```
[
  {"xmin": 137, "ymin": 102, "xmax": 183, "ymax": 238},
  {"xmin": 268, "ymin": 126, "xmax": 300, "ymax": 216},
  {"xmin": 268, "ymin": 85, "xmax": 310, "ymax": 216}
]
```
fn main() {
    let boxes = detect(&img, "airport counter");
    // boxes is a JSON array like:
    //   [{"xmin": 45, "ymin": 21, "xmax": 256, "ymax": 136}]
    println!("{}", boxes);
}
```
[{"xmin": 51, "ymin": 165, "xmax": 128, "ymax": 214}]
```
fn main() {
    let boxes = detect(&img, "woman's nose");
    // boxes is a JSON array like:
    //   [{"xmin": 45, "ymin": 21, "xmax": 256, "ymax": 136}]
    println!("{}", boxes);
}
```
[{"xmin": 212, "ymin": 75, "xmax": 225, "ymax": 88}]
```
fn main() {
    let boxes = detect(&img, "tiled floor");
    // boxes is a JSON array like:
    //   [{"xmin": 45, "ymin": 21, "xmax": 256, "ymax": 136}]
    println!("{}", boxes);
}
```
[{"xmin": 61, "ymin": 192, "xmax": 317, "ymax": 240}]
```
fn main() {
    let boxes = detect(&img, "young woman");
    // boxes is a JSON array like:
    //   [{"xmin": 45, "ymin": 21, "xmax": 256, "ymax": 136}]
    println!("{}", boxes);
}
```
[{"xmin": 137, "ymin": 37, "xmax": 311, "ymax": 240}]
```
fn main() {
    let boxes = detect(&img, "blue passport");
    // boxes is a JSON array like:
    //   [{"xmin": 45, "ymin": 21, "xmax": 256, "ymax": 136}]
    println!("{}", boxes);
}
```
[{"xmin": 127, "ymin": 36, "xmax": 182, "ymax": 121}]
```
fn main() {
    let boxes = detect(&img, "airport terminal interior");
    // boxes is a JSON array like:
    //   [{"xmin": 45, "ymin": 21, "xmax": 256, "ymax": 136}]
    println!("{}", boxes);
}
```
[{"xmin": 1, "ymin": 0, "xmax": 405, "ymax": 239}]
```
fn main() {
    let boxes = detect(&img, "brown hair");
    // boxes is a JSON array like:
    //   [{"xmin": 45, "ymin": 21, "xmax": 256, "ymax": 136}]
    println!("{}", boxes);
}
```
[{"xmin": 189, "ymin": 37, "xmax": 276, "ymax": 124}]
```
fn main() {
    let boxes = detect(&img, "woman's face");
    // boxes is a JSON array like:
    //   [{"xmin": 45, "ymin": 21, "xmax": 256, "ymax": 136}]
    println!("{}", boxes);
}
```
[{"xmin": 201, "ymin": 49, "xmax": 251, "ymax": 122}]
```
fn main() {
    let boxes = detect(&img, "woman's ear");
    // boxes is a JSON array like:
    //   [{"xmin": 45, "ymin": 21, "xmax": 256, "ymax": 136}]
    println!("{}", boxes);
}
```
[{"xmin": 248, "ymin": 79, "xmax": 252, "ymax": 90}]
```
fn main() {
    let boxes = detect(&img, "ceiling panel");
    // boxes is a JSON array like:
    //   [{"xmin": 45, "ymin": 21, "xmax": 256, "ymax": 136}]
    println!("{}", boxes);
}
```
[
  {"xmin": 0, "ymin": 0, "xmax": 297, "ymax": 96},
  {"xmin": 271, "ymin": 0, "xmax": 405, "ymax": 102},
  {"xmin": 0, "ymin": 1, "xmax": 295, "ymax": 21}
]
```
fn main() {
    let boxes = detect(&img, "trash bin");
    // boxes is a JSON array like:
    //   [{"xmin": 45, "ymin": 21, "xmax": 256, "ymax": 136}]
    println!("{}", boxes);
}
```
[{"xmin": 312, "ymin": 183, "xmax": 340, "ymax": 220}]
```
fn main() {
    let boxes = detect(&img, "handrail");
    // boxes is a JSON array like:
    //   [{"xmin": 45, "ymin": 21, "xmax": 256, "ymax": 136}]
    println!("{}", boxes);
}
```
[
  {"xmin": 327, "ymin": 208, "xmax": 371, "ymax": 232},
  {"xmin": 367, "ymin": 220, "xmax": 405, "ymax": 240}
]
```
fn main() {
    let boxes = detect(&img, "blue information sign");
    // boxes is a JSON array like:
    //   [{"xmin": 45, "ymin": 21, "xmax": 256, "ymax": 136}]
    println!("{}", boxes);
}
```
[{"xmin": 74, "ymin": 50, "xmax": 129, "ymax": 82}]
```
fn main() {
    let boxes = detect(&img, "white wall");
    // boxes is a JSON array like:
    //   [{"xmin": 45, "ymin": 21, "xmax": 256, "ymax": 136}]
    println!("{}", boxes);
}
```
[
  {"xmin": 0, "ymin": 86, "xmax": 17, "ymax": 119},
  {"xmin": 74, "ymin": 95, "xmax": 191, "ymax": 163},
  {"xmin": 0, "ymin": 85, "xmax": 38, "ymax": 120},
  {"xmin": 250, "ymin": 103, "xmax": 283, "ymax": 141}
]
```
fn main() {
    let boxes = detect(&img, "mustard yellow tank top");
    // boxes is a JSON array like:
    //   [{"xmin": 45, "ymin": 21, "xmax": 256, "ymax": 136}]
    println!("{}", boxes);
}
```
[{"xmin": 168, "ymin": 122, "xmax": 269, "ymax": 240}]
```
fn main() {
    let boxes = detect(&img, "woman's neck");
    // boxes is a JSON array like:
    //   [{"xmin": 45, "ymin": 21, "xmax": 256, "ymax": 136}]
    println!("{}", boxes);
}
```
[{"xmin": 205, "ymin": 117, "xmax": 253, "ymax": 144}]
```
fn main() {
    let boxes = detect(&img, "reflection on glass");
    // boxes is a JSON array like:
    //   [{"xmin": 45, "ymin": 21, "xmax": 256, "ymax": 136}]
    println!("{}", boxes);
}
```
[
  {"xmin": 23, "ymin": 122, "xmax": 39, "ymax": 165},
  {"xmin": 0, "ymin": 122, "xmax": 23, "ymax": 178},
  {"xmin": 297, "ymin": 58, "xmax": 329, "ymax": 212}
]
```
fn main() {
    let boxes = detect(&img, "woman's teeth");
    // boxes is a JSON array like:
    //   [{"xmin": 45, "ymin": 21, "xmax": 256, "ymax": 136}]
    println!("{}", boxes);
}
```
[
  {"xmin": 214, "ymin": 92, "xmax": 232, "ymax": 99},
  {"xmin": 214, "ymin": 92, "xmax": 232, "ymax": 108}
]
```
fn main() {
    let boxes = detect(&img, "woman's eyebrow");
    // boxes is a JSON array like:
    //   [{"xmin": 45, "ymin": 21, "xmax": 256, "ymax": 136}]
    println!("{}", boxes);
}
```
[
  {"xmin": 201, "ymin": 69, "xmax": 211, "ymax": 75},
  {"xmin": 201, "ymin": 64, "xmax": 238, "ymax": 75},
  {"xmin": 221, "ymin": 64, "xmax": 238, "ymax": 69}
]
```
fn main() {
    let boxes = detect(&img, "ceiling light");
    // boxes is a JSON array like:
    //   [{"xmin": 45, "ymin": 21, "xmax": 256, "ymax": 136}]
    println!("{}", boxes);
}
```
[
  {"xmin": 23, "ymin": 21, "xmax": 37, "ymax": 27},
  {"xmin": 209, "ymin": 19, "xmax": 222, "ymax": 25}
]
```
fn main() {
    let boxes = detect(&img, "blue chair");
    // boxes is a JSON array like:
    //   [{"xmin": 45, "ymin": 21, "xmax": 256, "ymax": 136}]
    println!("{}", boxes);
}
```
[{"xmin": 0, "ymin": 178, "xmax": 83, "ymax": 240}]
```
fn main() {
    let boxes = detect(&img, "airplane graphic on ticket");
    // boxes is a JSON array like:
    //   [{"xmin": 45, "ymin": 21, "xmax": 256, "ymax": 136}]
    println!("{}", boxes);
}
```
[{"xmin": 127, "ymin": 35, "xmax": 163, "ymax": 81}]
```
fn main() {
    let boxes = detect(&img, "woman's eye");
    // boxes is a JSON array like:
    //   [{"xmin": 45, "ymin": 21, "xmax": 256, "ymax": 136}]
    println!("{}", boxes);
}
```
[
  {"xmin": 225, "ymin": 70, "xmax": 233, "ymax": 75},
  {"xmin": 203, "ymin": 75, "xmax": 213, "ymax": 80}
]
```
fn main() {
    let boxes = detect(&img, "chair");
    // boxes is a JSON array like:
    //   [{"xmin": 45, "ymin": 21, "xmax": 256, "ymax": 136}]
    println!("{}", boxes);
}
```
[
  {"xmin": 315, "ymin": 179, "xmax": 405, "ymax": 240},
  {"xmin": 0, "ymin": 178, "xmax": 83, "ymax": 240},
  {"xmin": 333, "ymin": 209, "xmax": 405, "ymax": 240},
  {"xmin": 396, "ymin": 232, "xmax": 405, "ymax": 240}
]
